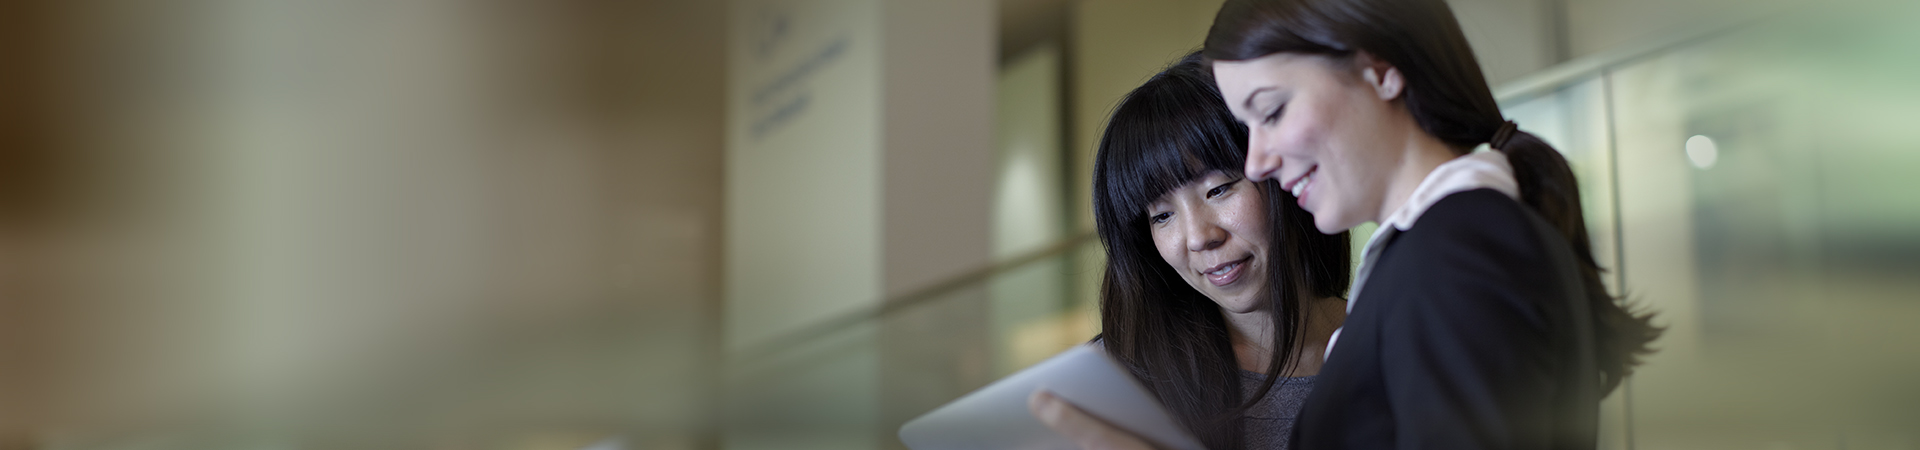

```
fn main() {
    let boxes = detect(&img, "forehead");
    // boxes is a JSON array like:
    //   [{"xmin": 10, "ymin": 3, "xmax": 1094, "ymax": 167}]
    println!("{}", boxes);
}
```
[{"xmin": 1211, "ymin": 54, "xmax": 1348, "ymax": 102}]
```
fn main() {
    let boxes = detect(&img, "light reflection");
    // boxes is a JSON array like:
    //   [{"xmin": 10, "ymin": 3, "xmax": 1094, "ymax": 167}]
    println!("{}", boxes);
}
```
[{"xmin": 1686, "ymin": 135, "xmax": 1720, "ymax": 170}]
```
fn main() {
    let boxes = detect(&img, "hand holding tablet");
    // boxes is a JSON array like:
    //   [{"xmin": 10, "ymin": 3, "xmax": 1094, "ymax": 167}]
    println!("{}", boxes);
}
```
[
  {"xmin": 1028, "ymin": 390, "xmax": 1161, "ymax": 450},
  {"xmin": 897, "ymin": 343, "xmax": 1204, "ymax": 450}
]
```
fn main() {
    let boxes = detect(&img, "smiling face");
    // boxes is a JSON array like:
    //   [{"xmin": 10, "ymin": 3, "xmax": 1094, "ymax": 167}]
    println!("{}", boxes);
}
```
[
  {"xmin": 1212, "ymin": 52, "xmax": 1411, "ymax": 234},
  {"xmin": 1147, "ymin": 171, "xmax": 1272, "ymax": 314}
]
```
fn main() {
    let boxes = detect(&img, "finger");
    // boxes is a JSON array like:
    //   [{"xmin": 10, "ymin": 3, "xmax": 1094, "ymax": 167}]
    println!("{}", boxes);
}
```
[
  {"xmin": 1029, "ymin": 390, "xmax": 1157, "ymax": 450},
  {"xmin": 1028, "ymin": 390, "xmax": 1069, "ymax": 428},
  {"xmin": 1029, "ymin": 390, "xmax": 1101, "ymax": 444}
]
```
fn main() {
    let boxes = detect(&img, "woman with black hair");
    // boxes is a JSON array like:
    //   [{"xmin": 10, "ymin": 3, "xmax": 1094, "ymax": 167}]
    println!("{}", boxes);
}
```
[
  {"xmin": 1027, "ymin": 52, "xmax": 1351, "ymax": 450},
  {"xmin": 1198, "ymin": 0, "xmax": 1663, "ymax": 449}
]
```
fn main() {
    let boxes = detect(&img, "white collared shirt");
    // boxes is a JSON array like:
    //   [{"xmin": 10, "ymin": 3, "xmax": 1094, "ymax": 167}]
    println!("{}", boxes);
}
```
[{"xmin": 1324, "ymin": 147, "xmax": 1520, "ymax": 360}]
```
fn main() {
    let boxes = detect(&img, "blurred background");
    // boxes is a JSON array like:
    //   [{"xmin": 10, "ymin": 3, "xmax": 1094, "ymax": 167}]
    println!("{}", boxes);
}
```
[{"xmin": 0, "ymin": 0, "xmax": 1916, "ymax": 449}]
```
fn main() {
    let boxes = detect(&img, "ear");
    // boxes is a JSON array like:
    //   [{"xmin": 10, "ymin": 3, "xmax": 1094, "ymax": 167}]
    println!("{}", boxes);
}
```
[{"xmin": 1354, "ymin": 51, "xmax": 1404, "ymax": 101}]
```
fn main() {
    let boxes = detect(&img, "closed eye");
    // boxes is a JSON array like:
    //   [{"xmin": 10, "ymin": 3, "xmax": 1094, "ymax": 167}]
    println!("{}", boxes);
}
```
[{"xmin": 1263, "ymin": 103, "xmax": 1285, "ymax": 125}]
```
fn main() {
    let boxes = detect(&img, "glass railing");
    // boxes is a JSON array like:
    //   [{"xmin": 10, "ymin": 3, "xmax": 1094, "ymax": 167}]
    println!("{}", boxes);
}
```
[
  {"xmin": 1502, "ymin": 2, "xmax": 1920, "ymax": 449},
  {"xmin": 721, "ymin": 234, "xmax": 1104, "ymax": 450}
]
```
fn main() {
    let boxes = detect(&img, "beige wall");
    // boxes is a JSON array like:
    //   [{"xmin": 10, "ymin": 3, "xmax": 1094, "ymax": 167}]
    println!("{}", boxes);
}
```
[
  {"xmin": 1562, "ymin": 0, "xmax": 1803, "ymax": 59},
  {"xmin": 1449, "ymin": 0, "xmax": 1561, "ymax": 85},
  {"xmin": 726, "ymin": 0, "xmax": 887, "ymax": 353},
  {"xmin": 1068, "ymin": 0, "xmax": 1224, "ymax": 232},
  {"xmin": 877, "ymin": 2, "xmax": 997, "ymax": 448},
  {"xmin": 723, "ymin": 0, "xmax": 994, "ymax": 354},
  {"xmin": 1, "ymin": 0, "xmax": 728, "ymax": 447},
  {"xmin": 880, "ymin": 0, "xmax": 997, "ymax": 300},
  {"xmin": 724, "ymin": 1, "xmax": 995, "ymax": 449}
]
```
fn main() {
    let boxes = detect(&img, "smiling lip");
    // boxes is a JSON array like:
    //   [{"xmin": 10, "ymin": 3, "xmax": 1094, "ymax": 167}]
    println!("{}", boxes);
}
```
[
  {"xmin": 1202, "ymin": 257, "xmax": 1251, "ymax": 287},
  {"xmin": 1284, "ymin": 166, "xmax": 1317, "ymax": 207}
]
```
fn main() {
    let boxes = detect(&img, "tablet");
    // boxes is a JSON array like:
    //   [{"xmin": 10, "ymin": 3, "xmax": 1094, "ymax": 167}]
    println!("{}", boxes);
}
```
[{"xmin": 897, "ymin": 342, "xmax": 1205, "ymax": 450}]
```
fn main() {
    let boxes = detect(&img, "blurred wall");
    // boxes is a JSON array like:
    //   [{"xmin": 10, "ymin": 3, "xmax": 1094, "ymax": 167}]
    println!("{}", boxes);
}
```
[
  {"xmin": 1449, "ymin": 0, "xmax": 1561, "ymax": 85},
  {"xmin": 1563, "ymin": 0, "xmax": 1803, "ymax": 58},
  {"xmin": 723, "ymin": 0, "xmax": 994, "ymax": 352},
  {"xmin": 0, "ymin": 0, "xmax": 727, "ymax": 448},
  {"xmin": 726, "ymin": 0, "xmax": 887, "ymax": 353},
  {"xmin": 990, "ymin": 43, "xmax": 1079, "ymax": 375},
  {"xmin": 1594, "ymin": 5, "xmax": 1920, "ymax": 446},
  {"xmin": 723, "ymin": 0, "xmax": 994, "ymax": 449},
  {"xmin": 1066, "ymin": 0, "xmax": 1225, "ymax": 233},
  {"xmin": 0, "ymin": 1, "xmax": 55, "ymax": 449}
]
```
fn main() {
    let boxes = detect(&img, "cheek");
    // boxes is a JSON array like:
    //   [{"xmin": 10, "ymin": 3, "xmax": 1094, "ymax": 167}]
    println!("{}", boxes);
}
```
[
  {"xmin": 1324, "ymin": 89, "xmax": 1395, "ymax": 173},
  {"xmin": 1297, "ymin": 97, "xmax": 1372, "ymax": 195},
  {"xmin": 1275, "ymin": 101, "xmax": 1338, "ymax": 158},
  {"xmin": 1224, "ymin": 192, "xmax": 1272, "ymax": 248},
  {"xmin": 1150, "ymin": 230, "xmax": 1184, "ymax": 270},
  {"xmin": 1330, "ymin": 151, "xmax": 1371, "ymax": 193}
]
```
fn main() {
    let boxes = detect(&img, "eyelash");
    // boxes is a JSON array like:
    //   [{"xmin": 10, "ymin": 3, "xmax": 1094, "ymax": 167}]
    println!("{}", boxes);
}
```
[
  {"xmin": 1149, "ymin": 180, "xmax": 1240, "ymax": 225},
  {"xmin": 1207, "ymin": 181, "xmax": 1235, "ymax": 198},
  {"xmin": 1263, "ymin": 104, "xmax": 1285, "ymax": 124}
]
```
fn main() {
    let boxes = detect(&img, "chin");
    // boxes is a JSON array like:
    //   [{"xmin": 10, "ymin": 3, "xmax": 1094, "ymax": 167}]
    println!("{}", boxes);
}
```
[
  {"xmin": 1218, "ymin": 302, "xmax": 1261, "ymax": 315},
  {"xmin": 1315, "ymin": 217, "xmax": 1350, "ymax": 235},
  {"xmin": 1215, "ymin": 292, "xmax": 1267, "ymax": 314}
]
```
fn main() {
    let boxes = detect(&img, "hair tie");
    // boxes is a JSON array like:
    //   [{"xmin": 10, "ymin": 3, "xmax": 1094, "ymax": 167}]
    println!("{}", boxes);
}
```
[{"xmin": 1489, "ymin": 120, "xmax": 1519, "ymax": 150}]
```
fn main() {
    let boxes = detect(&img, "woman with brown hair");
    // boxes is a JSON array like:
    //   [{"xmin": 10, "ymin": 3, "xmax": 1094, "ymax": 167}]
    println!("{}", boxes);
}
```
[{"xmin": 1204, "ymin": 0, "xmax": 1661, "ymax": 448}]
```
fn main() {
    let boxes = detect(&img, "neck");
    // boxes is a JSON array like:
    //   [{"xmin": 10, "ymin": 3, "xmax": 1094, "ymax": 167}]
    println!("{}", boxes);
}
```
[
  {"xmin": 1225, "ymin": 296, "xmax": 1348, "ymax": 376},
  {"xmin": 1374, "ymin": 130, "xmax": 1462, "ymax": 226},
  {"xmin": 1222, "ymin": 307, "xmax": 1275, "ymax": 373},
  {"xmin": 1284, "ymin": 297, "xmax": 1346, "ymax": 376}
]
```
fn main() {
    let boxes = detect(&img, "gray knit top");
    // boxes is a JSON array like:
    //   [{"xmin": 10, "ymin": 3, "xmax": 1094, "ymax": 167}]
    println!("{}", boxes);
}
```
[{"xmin": 1238, "ymin": 371, "xmax": 1316, "ymax": 450}]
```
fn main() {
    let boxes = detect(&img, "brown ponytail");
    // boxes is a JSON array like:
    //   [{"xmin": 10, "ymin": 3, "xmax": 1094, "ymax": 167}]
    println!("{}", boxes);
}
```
[
  {"xmin": 1206, "ymin": 0, "xmax": 1660, "ymax": 394},
  {"xmin": 1494, "ymin": 127, "xmax": 1662, "ymax": 392}
]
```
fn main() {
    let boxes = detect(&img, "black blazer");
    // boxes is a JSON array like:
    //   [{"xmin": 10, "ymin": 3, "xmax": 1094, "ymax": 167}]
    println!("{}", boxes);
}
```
[{"xmin": 1293, "ymin": 189, "xmax": 1600, "ymax": 450}]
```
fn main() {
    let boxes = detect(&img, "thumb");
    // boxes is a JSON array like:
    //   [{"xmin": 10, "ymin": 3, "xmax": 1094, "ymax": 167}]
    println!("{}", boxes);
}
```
[{"xmin": 1028, "ymin": 390, "xmax": 1160, "ymax": 450}]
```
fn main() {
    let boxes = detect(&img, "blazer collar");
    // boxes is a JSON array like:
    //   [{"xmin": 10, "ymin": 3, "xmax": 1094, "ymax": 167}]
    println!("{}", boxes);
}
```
[
  {"xmin": 1346, "ymin": 148, "xmax": 1520, "ymax": 314},
  {"xmin": 1379, "ymin": 147, "xmax": 1520, "ymax": 233}
]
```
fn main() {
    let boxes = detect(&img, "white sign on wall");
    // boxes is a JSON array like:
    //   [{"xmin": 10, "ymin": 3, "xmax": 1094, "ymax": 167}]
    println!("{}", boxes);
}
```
[{"xmin": 725, "ymin": 0, "xmax": 882, "ymax": 351}]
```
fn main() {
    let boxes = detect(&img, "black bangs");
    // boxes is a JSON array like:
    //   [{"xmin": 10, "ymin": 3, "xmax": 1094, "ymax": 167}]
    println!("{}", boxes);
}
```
[
  {"xmin": 1094, "ymin": 53, "xmax": 1251, "ymax": 226},
  {"xmin": 1092, "ymin": 51, "xmax": 1356, "ymax": 450}
]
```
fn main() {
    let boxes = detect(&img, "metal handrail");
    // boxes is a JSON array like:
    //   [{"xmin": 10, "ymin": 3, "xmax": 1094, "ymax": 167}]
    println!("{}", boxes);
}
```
[
  {"xmin": 728, "ymin": 231, "xmax": 1098, "ymax": 364},
  {"xmin": 1494, "ymin": 4, "xmax": 1788, "ymax": 103}
]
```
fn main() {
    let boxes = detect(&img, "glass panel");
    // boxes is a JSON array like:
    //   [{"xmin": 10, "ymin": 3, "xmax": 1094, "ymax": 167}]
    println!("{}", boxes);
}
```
[
  {"xmin": 725, "ymin": 321, "xmax": 881, "ymax": 450},
  {"xmin": 1502, "ymin": 77, "xmax": 1620, "ymax": 294},
  {"xmin": 1501, "ymin": 76, "xmax": 1630, "ymax": 450},
  {"xmin": 1608, "ymin": 3, "xmax": 1920, "ymax": 448},
  {"xmin": 721, "ymin": 238, "xmax": 1103, "ymax": 450}
]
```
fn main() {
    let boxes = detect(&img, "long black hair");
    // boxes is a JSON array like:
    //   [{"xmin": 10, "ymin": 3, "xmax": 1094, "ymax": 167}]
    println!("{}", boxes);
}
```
[
  {"xmin": 1203, "ymin": 0, "xmax": 1660, "ymax": 394},
  {"xmin": 1093, "ymin": 52, "xmax": 1352, "ymax": 450}
]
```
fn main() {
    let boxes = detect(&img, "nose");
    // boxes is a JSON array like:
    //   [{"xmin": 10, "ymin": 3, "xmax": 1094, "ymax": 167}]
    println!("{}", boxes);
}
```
[
  {"xmin": 1179, "ymin": 210, "xmax": 1227, "ymax": 253},
  {"xmin": 1245, "ymin": 126, "xmax": 1283, "ymax": 181}
]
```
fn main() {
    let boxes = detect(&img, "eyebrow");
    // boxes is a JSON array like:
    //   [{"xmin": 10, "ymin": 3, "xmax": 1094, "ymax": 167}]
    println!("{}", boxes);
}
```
[{"xmin": 1241, "ymin": 87, "xmax": 1277, "ymax": 111}]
